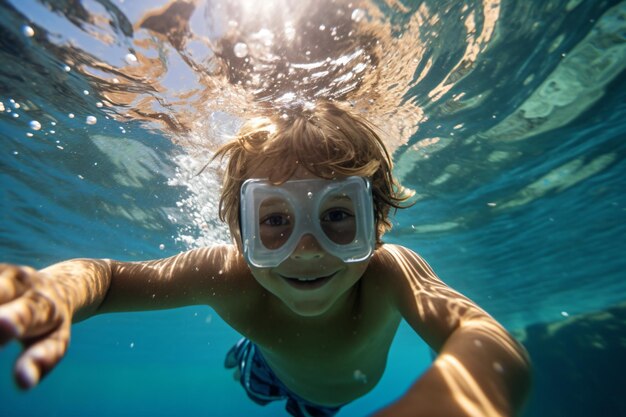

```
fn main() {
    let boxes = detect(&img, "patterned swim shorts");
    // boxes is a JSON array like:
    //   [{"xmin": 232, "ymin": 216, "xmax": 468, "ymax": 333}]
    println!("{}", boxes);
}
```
[{"xmin": 224, "ymin": 338, "xmax": 344, "ymax": 417}]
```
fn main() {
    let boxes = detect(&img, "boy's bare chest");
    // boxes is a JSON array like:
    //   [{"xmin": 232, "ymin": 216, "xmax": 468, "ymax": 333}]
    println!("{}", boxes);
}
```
[{"xmin": 224, "ymin": 297, "xmax": 402, "ymax": 405}]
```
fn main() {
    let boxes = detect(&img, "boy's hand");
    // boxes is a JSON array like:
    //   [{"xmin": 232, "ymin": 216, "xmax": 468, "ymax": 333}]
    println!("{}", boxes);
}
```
[{"xmin": 0, "ymin": 263, "xmax": 72, "ymax": 389}]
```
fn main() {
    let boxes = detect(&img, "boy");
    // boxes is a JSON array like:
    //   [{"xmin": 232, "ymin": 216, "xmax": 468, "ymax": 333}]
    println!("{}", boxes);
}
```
[{"xmin": 0, "ymin": 101, "xmax": 530, "ymax": 417}]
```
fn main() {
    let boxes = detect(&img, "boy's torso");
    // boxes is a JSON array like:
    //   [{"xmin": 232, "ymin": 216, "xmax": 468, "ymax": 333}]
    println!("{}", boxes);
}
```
[{"xmin": 214, "ymin": 250, "xmax": 403, "ymax": 406}]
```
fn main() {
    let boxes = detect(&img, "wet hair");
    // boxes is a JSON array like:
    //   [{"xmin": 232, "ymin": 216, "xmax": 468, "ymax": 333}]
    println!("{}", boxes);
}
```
[{"xmin": 212, "ymin": 101, "xmax": 413, "ymax": 243}]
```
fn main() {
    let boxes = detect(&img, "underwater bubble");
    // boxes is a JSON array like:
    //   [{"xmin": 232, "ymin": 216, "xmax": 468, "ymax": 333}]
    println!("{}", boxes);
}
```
[
  {"xmin": 233, "ymin": 42, "xmax": 249, "ymax": 58},
  {"xmin": 353, "ymin": 369, "xmax": 367, "ymax": 383},
  {"xmin": 351, "ymin": 8, "xmax": 366, "ymax": 22},
  {"xmin": 125, "ymin": 53, "xmax": 138, "ymax": 65},
  {"xmin": 284, "ymin": 24, "xmax": 296, "ymax": 41},
  {"xmin": 26, "ymin": 132, "xmax": 33, "ymax": 137},
  {"xmin": 159, "ymin": 243, "xmax": 165, "ymax": 250},
  {"xmin": 63, "ymin": 64, "xmax": 71, "ymax": 72},
  {"xmin": 29, "ymin": 120, "xmax": 41, "ymax": 131},
  {"xmin": 307, "ymin": 192, "xmax": 313, "ymax": 199},
  {"xmin": 85, "ymin": 115, "xmax": 97, "ymax": 125},
  {"xmin": 256, "ymin": 28, "xmax": 274, "ymax": 46},
  {"xmin": 68, "ymin": 113, "xmax": 75, "ymax": 118},
  {"xmin": 96, "ymin": 102, "xmax": 103, "ymax": 108},
  {"xmin": 22, "ymin": 25, "xmax": 34, "ymax": 37},
  {"xmin": 83, "ymin": 90, "xmax": 89, "ymax": 95}
]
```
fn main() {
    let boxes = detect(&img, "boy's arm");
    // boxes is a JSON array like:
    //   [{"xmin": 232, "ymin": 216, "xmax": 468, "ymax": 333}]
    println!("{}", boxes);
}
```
[
  {"xmin": 0, "ymin": 245, "xmax": 242, "ymax": 389},
  {"xmin": 372, "ymin": 245, "xmax": 531, "ymax": 417},
  {"xmin": 94, "ymin": 245, "xmax": 244, "ymax": 314}
]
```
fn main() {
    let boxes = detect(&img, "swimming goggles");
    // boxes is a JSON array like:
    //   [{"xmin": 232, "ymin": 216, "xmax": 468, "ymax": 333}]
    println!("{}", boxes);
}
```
[{"xmin": 240, "ymin": 176, "xmax": 375, "ymax": 268}]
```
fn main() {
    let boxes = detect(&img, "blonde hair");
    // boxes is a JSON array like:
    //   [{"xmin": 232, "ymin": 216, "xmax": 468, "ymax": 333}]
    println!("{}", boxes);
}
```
[{"xmin": 213, "ymin": 101, "xmax": 412, "ymax": 242}]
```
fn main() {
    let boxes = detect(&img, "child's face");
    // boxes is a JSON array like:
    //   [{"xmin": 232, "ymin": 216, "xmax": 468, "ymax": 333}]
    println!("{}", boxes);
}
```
[{"xmin": 239, "ymin": 162, "xmax": 372, "ymax": 317}]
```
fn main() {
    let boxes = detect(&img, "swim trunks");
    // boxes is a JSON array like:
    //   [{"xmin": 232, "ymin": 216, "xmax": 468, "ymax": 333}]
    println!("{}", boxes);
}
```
[{"xmin": 224, "ymin": 338, "xmax": 343, "ymax": 417}]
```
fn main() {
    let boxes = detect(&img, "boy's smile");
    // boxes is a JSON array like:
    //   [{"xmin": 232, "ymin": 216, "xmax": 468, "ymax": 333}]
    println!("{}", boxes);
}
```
[
  {"xmin": 249, "ymin": 255, "xmax": 369, "ymax": 317},
  {"xmin": 278, "ymin": 271, "xmax": 337, "ymax": 289}
]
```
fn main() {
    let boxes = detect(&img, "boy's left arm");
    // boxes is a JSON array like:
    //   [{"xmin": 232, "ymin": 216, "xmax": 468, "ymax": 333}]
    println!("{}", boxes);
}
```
[{"xmin": 372, "ymin": 245, "xmax": 531, "ymax": 417}]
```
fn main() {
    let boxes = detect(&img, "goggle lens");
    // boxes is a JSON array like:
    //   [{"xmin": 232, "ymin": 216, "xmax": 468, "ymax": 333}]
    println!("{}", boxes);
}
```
[{"xmin": 259, "ymin": 198, "xmax": 294, "ymax": 249}]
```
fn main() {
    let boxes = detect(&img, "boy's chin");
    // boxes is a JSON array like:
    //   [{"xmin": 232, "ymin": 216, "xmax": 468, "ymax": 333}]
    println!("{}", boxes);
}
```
[{"xmin": 284, "ymin": 302, "xmax": 335, "ymax": 317}]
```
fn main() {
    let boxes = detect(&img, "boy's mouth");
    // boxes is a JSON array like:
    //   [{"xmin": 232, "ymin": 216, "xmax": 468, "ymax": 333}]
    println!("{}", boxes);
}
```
[{"xmin": 279, "ymin": 272, "xmax": 337, "ymax": 290}]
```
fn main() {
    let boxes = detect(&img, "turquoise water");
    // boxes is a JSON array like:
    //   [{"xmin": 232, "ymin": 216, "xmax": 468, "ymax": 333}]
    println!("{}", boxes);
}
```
[{"xmin": 1, "ymin": 0, "xmax": 625, "ymax": 416}]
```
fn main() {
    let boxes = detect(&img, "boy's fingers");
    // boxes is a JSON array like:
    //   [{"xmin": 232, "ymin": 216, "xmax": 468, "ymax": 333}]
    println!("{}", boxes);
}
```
[
  {"xmin": 0, "ymin": 291, "xmax": 63, "ymax": 345},
  {"xmin": 0, "ymin": 265, "xmax": 36, "ymax": 304},
  {"xmin": 15, "ymin": 322, "xmax": 70, "ymax": 389}
]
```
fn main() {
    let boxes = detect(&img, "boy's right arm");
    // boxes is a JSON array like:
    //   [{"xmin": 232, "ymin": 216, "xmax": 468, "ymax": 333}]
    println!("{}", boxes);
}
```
[{"xmin": 0, "ymin": 245, "xmax": 244, "ymax": 390}]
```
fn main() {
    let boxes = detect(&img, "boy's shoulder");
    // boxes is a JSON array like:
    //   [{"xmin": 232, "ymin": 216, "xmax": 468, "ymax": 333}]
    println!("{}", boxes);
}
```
[
  {"xmin": 366, "ymin": 243, "xmax": 436, "ymax": 291},
  {"xmin": 369, "ymin": 243, "xmax": 422, "ymax": 270},
  {"xmin": 187, "ymin": 243, "xmax": 243, "ymax": 267},
  {"xmin": 178, "ymin": 243, "xmax": 255, "ymax": 289}
]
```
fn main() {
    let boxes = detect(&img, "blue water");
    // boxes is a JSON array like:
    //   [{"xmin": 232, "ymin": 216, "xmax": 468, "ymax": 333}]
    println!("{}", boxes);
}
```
[{"xmin": 1, "ymin": 0, "xmax": 625, "ymax": 416}]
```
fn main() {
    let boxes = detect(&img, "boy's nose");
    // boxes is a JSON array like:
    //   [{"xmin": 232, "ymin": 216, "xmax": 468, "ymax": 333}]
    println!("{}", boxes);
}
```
[{"xmin": 290, "ymin": 233, "xmax": 325, "ymax": 261}]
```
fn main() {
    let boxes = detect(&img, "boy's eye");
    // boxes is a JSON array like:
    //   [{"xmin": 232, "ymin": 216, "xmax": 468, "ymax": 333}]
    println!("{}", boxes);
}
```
[
  {"xmin": 321, "ymin": 209, "xmax": 353, "ymax": 223},
  {"xmin": 261, "ymin": 214, "xmax": 291, "ymax": 227}
]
